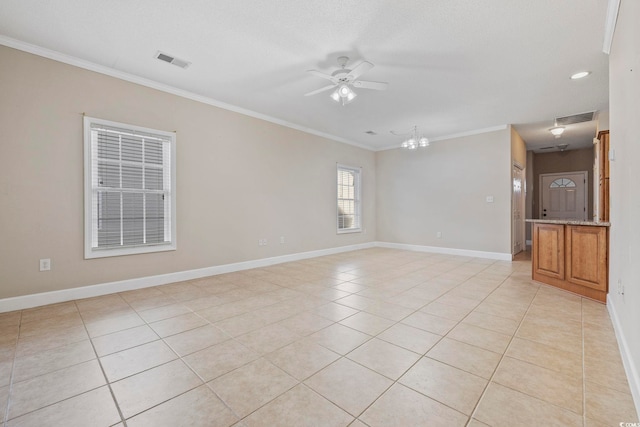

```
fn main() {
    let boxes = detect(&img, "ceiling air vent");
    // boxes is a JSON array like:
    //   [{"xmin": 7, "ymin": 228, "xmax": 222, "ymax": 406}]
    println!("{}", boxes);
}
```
[
  {"xmin": 555, "ymin": 111, "xmax": 595, "ymax": 126},
  {"xmin": 539, "ymin": 146, "xmax": 555, "ymax": 150},
  {"xmin": 365, "ymin": 130, "xmax": 377, "ymax": 135},
  {"xmin": 155, "ymin": 51, "xmax": 191, "ymax": 69}
]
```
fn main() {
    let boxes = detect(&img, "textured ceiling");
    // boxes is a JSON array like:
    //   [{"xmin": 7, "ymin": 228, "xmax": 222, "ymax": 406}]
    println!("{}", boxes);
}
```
[{"xmin": 0, "ymin": 0, "xmax": 609, "ymax": 151}]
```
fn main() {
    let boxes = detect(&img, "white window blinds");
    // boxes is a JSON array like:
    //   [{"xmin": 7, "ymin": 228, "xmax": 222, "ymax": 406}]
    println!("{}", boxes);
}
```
[
  {"xmin": 84, "ymin": 117, "xmax": 176, "ymax": 258},
  {"xmin": 337, "ymin": 164, "xmax": 362, "ymax": 233}
]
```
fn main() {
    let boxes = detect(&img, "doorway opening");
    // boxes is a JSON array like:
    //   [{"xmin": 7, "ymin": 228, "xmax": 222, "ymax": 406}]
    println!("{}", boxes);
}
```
[{"xmin": 512, "ymin": 163, "xmax": 525, "ymax": 256}]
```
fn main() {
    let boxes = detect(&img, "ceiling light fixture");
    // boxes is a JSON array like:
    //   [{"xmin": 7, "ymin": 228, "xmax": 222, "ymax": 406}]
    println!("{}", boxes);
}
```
[
  {"xmin": 549, "ymin": 118, "xmax": 566, "ymax": 138},
  {"xmin": 570, "ymin": 71, "xmax": 591, "ymax": 79},
  {"xmin": 549, "ymin": 126, "xmax": 564, "ymax": 138},
  {"xmin": 393, "ymin": 126, "xmax": 430, "ymax": 150},
  {"xmin": 549, "ymin": 126, "xmax": 565, "ymax": 138},
  {"xmin": 331, "ymin": 84, "xmax": 357, "ymax": 106}
]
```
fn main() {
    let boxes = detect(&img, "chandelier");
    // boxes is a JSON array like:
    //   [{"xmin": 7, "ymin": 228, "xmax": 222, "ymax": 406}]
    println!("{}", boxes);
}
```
[{"xmin": 394, "ymin": 126, "xmax": 430, "ymax": 150}]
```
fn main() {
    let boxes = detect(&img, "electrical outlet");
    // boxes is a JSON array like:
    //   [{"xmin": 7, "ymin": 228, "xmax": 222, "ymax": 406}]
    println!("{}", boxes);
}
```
[
  {"xmin": 39, "ymin": 258, "xmax": 51, "ymax": 271},
  {"xmin": 436, "ymin": 231, "xmax": 442, "ymax": 238},
  {"xmin": 280, "ymin": 236, "xmax": 285, "ymax": 244},
  {"xmin": 263, "ymin": 239, "xmax": 267, "ymax": 246},
  {"xmin": 618, "ymin": 279, "xmax": 625, "ymax": 295}
]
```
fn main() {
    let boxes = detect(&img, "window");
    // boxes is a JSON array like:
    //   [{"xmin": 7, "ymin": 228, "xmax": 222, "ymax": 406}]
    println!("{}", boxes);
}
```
[
  {"xmin": 337, "ymin": 164, "xmax": 362, "ymax": 233},
  {"xmin": 84, "ymin": 116, "xmax": 176, "ymax": 258},
  {"xmin": 550, "ymin": 178, "xmax": 576, "ymax": 188}
]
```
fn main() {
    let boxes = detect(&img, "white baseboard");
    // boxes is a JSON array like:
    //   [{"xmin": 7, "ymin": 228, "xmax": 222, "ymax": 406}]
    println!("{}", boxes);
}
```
[
  {"xmin": 607, "ymin": 296, "xmax": 640, "ymax": 418},
  {"xmin": 374, "ymin": 241, "xmax": 512, "ymax": 261},
  {"xmin": 0, "ymin": 242, "xmax": 375, "ymax": 313},
  {"xmin": 0, "ymin": 241, "xmax": 513, "ymax": 313}
]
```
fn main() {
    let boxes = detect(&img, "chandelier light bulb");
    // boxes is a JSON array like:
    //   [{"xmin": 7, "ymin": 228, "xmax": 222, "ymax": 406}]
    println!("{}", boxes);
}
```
[{"xmin": 396, "ymin": 125, "xmax": 430, "ymax": 150}]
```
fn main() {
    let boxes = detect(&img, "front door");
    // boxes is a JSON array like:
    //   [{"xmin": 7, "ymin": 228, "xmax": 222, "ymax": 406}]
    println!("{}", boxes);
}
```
[{"xmin": 540, "ymin": 172, "xmax": 588, "ymax": 220}]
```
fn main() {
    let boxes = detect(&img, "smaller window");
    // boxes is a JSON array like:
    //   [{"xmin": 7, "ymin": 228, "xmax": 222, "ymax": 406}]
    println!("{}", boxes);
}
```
[
  {"xmin": 337, "ymin": 164, "xmax": 362, "ymax": 233},
  {"xmin": 550, "ymin": 178, "xmax": 576, "ymax": 188}
]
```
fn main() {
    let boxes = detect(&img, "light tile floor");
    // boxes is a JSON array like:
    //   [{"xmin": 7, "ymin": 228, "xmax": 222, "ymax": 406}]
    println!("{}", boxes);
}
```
[{"xmin": 0, "ymin": 248, "xmax": 637, "ymax": 426}]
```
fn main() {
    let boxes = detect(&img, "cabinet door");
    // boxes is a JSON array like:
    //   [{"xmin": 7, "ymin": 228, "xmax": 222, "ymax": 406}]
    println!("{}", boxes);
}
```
[
  {"xmin": 533, "ymin": 223, "xmax": 565, "ymax": 280},
  {"xmin": 566, "ymin": 226, "xmax": 608, "ymax": 291}
]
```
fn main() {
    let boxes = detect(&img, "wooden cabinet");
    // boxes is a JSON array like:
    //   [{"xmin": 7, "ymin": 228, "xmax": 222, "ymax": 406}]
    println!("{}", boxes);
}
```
[
  {"xmin": 532, "ymin": 223, "xmax": 565, "ymax": 280},
  {"xmin": 532, "ymin": 222, "xmax": 608, "ymax": 302}
]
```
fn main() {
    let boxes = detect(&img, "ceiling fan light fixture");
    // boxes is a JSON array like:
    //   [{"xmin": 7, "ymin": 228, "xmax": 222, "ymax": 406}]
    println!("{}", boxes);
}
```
[
  {"xmin": 346, "ymin": 91, "xmax": 357, "ymax": 102},
  {"xmin": 418, "ymin": 137, "xmax": 430, "ymax": 147},
  {"xmin": 338, "ymin": 85, "xmax": 351, "ymax": 97},
  {"xmin": 305, "ymin": 57, "xmax": 388, "ymax": 105},
  {"xmin": 331, "ymin": 84, "xmax": 357, "ymax": 105}
]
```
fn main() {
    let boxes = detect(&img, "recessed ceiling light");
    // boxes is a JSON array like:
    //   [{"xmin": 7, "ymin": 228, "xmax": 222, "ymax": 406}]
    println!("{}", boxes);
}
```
[{"xmin": 570, "ymin": 71, "xmax": 591, "ymax": 79}]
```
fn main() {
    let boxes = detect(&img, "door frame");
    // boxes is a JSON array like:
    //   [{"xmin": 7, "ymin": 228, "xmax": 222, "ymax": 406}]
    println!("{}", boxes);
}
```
[
  {"xmin": 512, "ymin": 162, "xmax": 525, "ymax": 256},
  {"xmin": 538, "ymin": 171, "xmax": 588, "ymax": 220}
]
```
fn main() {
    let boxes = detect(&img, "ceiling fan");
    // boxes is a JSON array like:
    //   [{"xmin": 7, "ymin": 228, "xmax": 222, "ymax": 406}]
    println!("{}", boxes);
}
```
[{"xmin": 305, "ymin": 56, "xmax": 388, "ymax": 105}]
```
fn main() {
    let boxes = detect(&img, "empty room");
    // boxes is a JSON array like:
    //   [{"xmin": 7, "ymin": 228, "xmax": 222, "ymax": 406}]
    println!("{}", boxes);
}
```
[{"xmin": 0, "ymin": 0, "xmax": 638, "ymax": 426}]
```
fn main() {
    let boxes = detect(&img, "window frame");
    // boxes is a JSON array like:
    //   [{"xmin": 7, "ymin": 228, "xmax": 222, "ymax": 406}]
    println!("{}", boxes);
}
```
[
  {"xmin": 336, "ymin": 163, "xmax": 362, "ymax": 234},
  {"xmin": 83, "ymin": 116, "xmax": 177, "ymax": 259}
]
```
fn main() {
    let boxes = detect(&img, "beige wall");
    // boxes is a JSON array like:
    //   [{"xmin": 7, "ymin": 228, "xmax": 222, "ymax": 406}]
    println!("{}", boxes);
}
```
[
  {"xmin": 531, "ymin": 147, "xmax": 595, "ymax": 219},
  {"xmin": 609, "ymin": 0, "xmax": 640, "ymax": 410},
  {"xmin": 0, "ymin": 46, "xmax": 376, "ymax": 299},
  {"xmin": 375, "ymin": 129, "xmax": 512, "ymax": 254},
  {"xmin": 510, "ymin": 126, "xmax": 527, "ymax": 167}
]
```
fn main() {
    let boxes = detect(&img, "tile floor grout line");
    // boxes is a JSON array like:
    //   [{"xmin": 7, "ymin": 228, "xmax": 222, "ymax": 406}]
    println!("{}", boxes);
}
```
[
  {"xmin": 313, "ymin": 258, "xmax": 511, "ymax": 425},
  {"xmin": 467, "ymin": 276, "xmax": 592, "ymax": 423},
  {"xmin": 463, "ymin": 262, "xmax": 542, "ymax": 426},
  {"xmin": 2, "ymin": 310, "xmax": 22, "ymax": 426},
  {"xmin": 74, "ymin": 299, "xmax": 129, "ymax": 427},
  {"xmin": 88, "ymin": 294, "xmax": 223, "ymax": 423}
]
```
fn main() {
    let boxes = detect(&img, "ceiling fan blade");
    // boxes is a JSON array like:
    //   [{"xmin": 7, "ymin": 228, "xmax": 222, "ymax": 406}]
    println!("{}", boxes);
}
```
[
  {"xmin": 304, "ymin": 84, "xmax": 337, "ymax": 96},
  {"xmin": 307, "ymin": 70, "xmax": 339, "ymax": 84},
  {"xmin": 346, "ymin": 61, "xmax": 374, "ymax": 81},
  {"xmin": 353, "ymin": 80, "xmax": 388, "ymax": 91}
]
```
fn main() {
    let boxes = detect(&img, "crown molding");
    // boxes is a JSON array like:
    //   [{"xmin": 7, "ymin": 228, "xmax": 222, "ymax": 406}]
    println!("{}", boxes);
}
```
[
  {"xmin": 0, "ymin": 35, "xmax": 373, "ymax": 152},
  {"xmin": 602, "ymin": 0, "xmax": 621, "ymax": 54}
]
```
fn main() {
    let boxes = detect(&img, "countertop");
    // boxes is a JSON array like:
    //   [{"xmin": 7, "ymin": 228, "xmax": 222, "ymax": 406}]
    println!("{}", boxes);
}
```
[{"xmin": 525, "ymin": 219, "xmax": 611, "ymax": 227}]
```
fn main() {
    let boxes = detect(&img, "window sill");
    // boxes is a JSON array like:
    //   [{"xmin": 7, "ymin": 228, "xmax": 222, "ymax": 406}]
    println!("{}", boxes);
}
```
[
  {"xmin": 337, "ymin": 228, "xmax": 362, "ymax": 235},
  {"xmin": 85, "ymin": 242, "xmax": 176, "ymax": 259}
]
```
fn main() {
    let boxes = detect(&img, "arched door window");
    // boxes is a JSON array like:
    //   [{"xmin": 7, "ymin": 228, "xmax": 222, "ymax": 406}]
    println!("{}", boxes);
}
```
[{"xmin": 550, "ymin": 178, "xmax": 576, "ymax": 188}]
